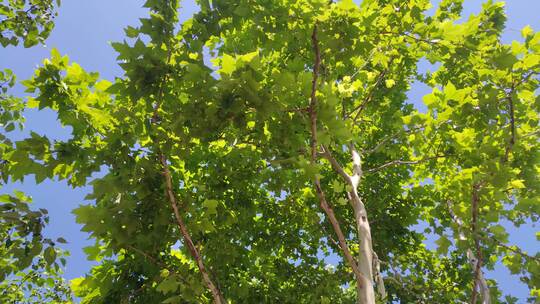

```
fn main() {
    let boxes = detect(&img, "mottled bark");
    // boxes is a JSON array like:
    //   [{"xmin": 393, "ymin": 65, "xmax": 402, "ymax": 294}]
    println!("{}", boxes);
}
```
[
  {"xmin": 447, "ymin": 200, "xmax": 490, "ymax": 304},
  {"xmin": 308, "ymin": 24, "xmax": 375, "ymax": 304}
]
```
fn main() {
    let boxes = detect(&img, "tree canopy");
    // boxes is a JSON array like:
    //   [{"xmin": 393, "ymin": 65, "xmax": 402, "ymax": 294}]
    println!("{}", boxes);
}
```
[{"xmin": 1, "ymin": 0, "xmax": 539, "ymax": 303}]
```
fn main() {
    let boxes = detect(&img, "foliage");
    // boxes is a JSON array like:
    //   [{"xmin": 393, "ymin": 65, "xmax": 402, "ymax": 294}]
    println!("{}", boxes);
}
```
[
  {"xmin": 405, "ymin": 2, "xmax": 540, "ymax": 300},
  {"xmin": 1, "ymin": 0, "xmax": 71, "ymax": 303},
  {"xmin": 0, "ymin": 0, "xmax": 60, "ymax": 47},
  {"xmin": 0, "ymin": 192, "xmax": 72, "ymax": 304},
  {"xmin": 0, "ymin": 78, "xmax": 72, "ymax": 302},
  {"xmin": 1, "ymin": 0, "xmax": 539, "ymax": 303}
]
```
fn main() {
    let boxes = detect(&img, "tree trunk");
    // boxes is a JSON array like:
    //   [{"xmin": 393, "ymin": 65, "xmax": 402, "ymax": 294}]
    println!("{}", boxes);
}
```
[
  {"xmin": 320, "ymin": 145, "xmax": 382, "ymax": 303},
  {"xmin": 351, "ymin": 187, "xmax": 376, "ymax": 304},
  {"xmin": 447, "ymin": 201, "xmax": 490, "ymax": 304},
  {"xmin": 467, "ymin": 250, "xmax": 491, "ymax": 304},
  {"xmin": 347, "ymin": 147, "xmax": 377, "ymax": 304}
]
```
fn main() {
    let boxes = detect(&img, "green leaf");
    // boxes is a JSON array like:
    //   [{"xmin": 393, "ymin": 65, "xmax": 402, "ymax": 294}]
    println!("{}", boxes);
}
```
[
  {"xmin": 489, "ymin": 225, "xmax": 508, "ymax": 241},
  {"xmin": 160, "ymin": 269, "xmax": 170, "ymax": 278},
  {"xmin": 337, "ymin": 0, "xmax": 357, "ymax": 11},
  {"xmin": 203, "ymin": 199, "xmax": 219, "ymax": 215},
  {"xmin": 523, "ymin": 54, "xmax": 540, "ymax": 69},
  {"xmin": 509, "ymin": 180, "xmax": 526, "ymax": 189},
  {"xmin": 44, "ymin": 247, "xmax": 56, "ymax": 265},
  {"xmin": 220, "ymin": 54, "xmax": 236, "ymax": 75},
  {"xmin": 385, "ymin": 79, "xmax": 396, "ymax": 88},
  {"xmin": 522, "ymin": 25, "xmax": 534, "ymax": 38},
  {"xmin": 435, "ymin": 236, "xmax": 452, "ymax": 255},
  {"xmin": 124, "ymin": 26, "xmax": 139, "ymax": 38},
  {"xmin": 162, "ymin": 296, "xmax": 182, "ymax": 304},
  {"xmin": 332, "ymin": 179, "xmax": 344, "ymax": 193},
  {"xmin": 238, "ymin": 51, "xmax": 258, "ymax": 64},
  {"xmin": 156, "ymin": 277, "xmax": 179, "ymax": 294},
  {"xmin": 336, "ymin": 197, "xmax": 348, "ymax": 206}
]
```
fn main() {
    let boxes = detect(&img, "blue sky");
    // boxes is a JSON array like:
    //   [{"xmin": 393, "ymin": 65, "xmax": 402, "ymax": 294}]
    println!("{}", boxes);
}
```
[{"xmin": 1, "ymin": 0, "xmax": 538, "ymax": 302}]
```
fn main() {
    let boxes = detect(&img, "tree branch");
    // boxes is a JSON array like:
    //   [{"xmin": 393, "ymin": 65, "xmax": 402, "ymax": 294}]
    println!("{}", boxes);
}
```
[
  {"xmin": 320, "ymin": 145, "xmax": 350, "ymax": 182},
  {"xmin": 481, "ymin": 235, "xmax": 540, "ymax": 264},
  {"xmin": 373, "ymin": 251, "xmax": 387, "ymax": 301},
  {"xmin": 151, "ymin": 44, "xmax": 224, "ymax": 304},
  {"xmin": 362, "ymin": 125, "xmax": 426, "ymax": 155},
  {"xmin": 366, "ymin": 154, "xmax": 449, "ymax": 174},
  {"xmin": 308, "ymin": 24, "xmax": 321, "ymax": 162},
  {"xmin": 503, "ymin": 88, "xmax": 515, "ymax": 162},
  {"xmin": 446, "ymin": 200, "xmax": 491, "ymax": 304},
  {"xmin": 349, "ymin": 144, "xmax": 362, "ymax": 178},
  {"xmin": 501, "ymin": 71, "xmax": 538, "ymax": 162},
  {"xmin": 380, "ymin": 30, "xmax": 442, "ymax": 45},
  {"xmin": 307, "ymin": 24, "xmax": 368, "ymax": 286},
  {"xmin": 160, "ymin": 154, "xmax": 225, "ymax": 303},
  {"xmin": 348, "ymin": 69, "xmax": 388, "ymax": 123},
  {"xmin": 470, "ymin": 183, "xmax": 482, "ymax": 304}
]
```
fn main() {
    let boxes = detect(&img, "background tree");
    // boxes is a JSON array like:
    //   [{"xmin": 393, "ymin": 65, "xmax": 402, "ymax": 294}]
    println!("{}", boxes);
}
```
[
  {"xmin": 406, "ymin": 4, "xmax": 540, "ymax": 301},
  {"xmin": 1, "ymin": 0, "xmax": 71, "ymax": 303}
]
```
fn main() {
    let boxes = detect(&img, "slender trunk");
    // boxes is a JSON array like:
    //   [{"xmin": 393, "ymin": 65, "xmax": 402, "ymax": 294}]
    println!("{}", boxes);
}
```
[
  {"xmin": 319, "ymin": 145, "xmax": 383, "ymax": 303},
  {"xmin": 308, "ymin": 24, "xmax": 374, "ymax": 303},
  {"xmin": 351, "ymin": 193, "xmax": 375, "ymax": 304},
  {"xmin": 313, "ymin": 178, "xmax": 367, "ymax": 285},
  {"xmin": 348, "ymin": 147, "xmax": 377, "ymax": 304},
  {"xmin": 467, "ymin": 249, "xmax": 490, "ymax": 304},
  {"xmin": 152, "ymin": 58, "xmax": 224, "ymax": 302},
  {"xmin": 470, "ymin": 184, "xmax": 490, "ymax": 304},
  {"xmin": 160, "ymin": 154, "xmax": 225, "ymax": 304},
  {"xmin": 447, "ymin": 200, "xmax": 490, "ymax": 304},
  {"xmin": 373, "ymin": 252, "xmax": 387, "ymax": 299}
]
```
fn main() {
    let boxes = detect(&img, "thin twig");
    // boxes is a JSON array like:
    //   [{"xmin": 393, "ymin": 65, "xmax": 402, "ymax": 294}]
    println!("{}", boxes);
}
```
[
  {"xmin": 503, "ymin": 86, "xmax": 516, "ymax": 162},
  {"xmin": 362, "ymin": 125, "xmax": 426, "ymax": 155},
  {"xmin": 366, "ymin": 154, "xmax": 449, "ymax": 173},
  {"xmin": 160, "ymin": 154, "xmax": 224, "ymax": 303},
  {"xmin": 348, "ymin": 69, "xmax": 388, "ymax": 123},
  {"xmin": 380, "ymin": 31, "xmax": 442, "ymax": 46},
  {"xmin": 320, "ymin": 145, "xmax": 350, "ymax": 182},
  {"xmin": 482, "ymin": 236, "xmax": 540, "ymax": 264},
  {"xmin": 125, "ymin": 244, "xmax": 190, "ymax": 285}
]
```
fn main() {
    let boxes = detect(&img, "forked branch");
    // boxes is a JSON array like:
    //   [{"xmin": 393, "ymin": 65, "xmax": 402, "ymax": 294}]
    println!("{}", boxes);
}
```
[{"xmin": 320, "ymin": 145, "xmax": 350, "ymax": 182}]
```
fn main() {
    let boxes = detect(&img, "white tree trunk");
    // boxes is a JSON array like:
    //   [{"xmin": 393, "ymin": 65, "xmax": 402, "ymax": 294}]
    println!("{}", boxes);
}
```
[
  {"xmin": 351, "ymin": 193, "xmax": 376, "ymax": 304},
  {"xmin": 349, "ymin": 147, "xmax": 377, "ymax": 304},
  {"xmin": 447, "ymin": 201, "xmax": 490, "ymax": 304}
]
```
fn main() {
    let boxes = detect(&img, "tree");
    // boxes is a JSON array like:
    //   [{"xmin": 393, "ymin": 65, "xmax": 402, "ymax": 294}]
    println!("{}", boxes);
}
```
[
  {"xmin": 1, "ymin": 1, "xmax": 72, "ymax": 303},
  {"xmin": 1, "ymin": 0, "xmax": 539, "ymax": 303}
]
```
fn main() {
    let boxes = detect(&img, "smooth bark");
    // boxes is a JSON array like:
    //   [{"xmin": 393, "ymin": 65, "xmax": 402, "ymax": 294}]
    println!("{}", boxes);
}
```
[
  {"xmin": 447, "ymin": 200, "xmax": 490, "ymax": 304},
  {"xmin": 308, "ymin": 24, "xmax": 374, "ymax": 303}
]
